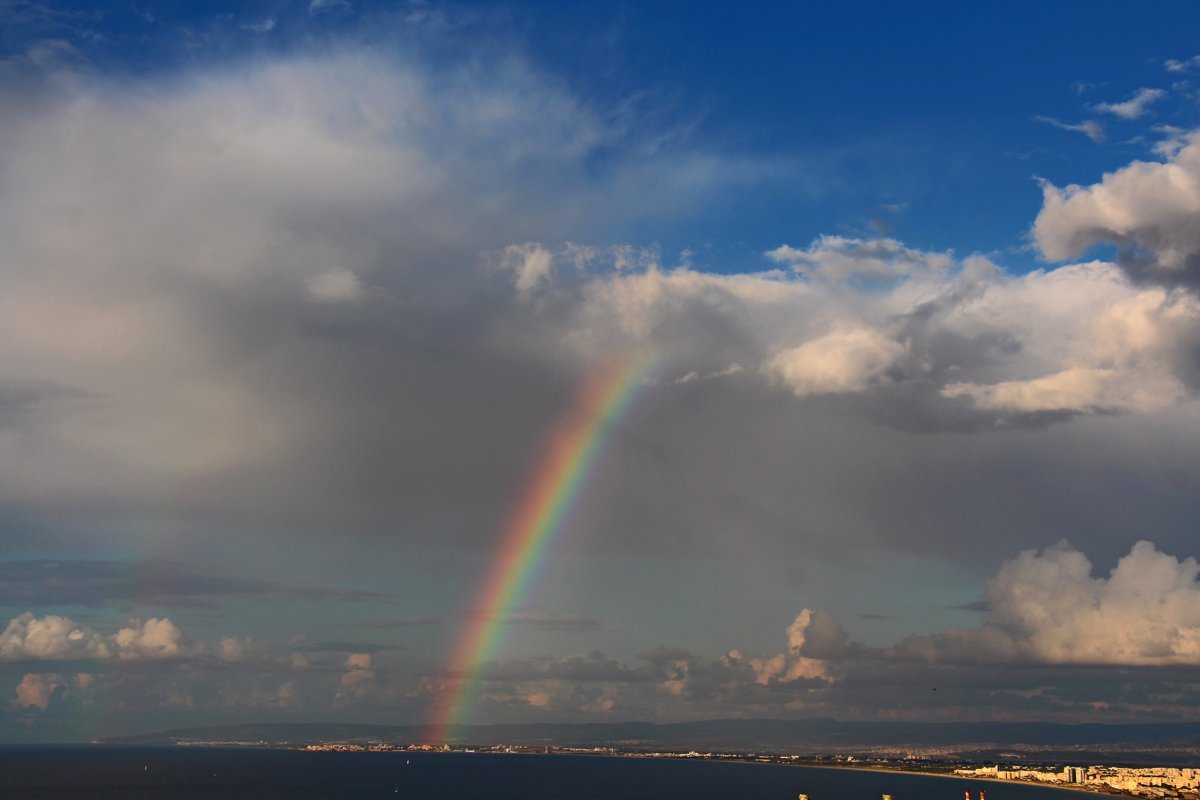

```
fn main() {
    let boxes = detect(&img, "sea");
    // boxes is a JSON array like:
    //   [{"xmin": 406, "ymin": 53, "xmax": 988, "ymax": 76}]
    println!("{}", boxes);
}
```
[{"xmin": 0, "ymin": 747, "xmax": 1100, "ymax": 800}]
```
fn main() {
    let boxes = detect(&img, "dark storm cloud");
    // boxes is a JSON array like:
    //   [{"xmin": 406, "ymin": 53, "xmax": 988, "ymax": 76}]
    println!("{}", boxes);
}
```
[{"xmin": 0, "ymin": 48, "xmax": 763, "ymax": 553}]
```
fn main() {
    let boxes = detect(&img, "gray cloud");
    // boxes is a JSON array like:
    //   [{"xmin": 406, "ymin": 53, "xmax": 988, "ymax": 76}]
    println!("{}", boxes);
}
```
[
  {"xmin": 950, "ymin": 600, "xmax": 990, "ymax": 613},
  {"xmin": 0, "ymin": 49, "xmax": 755, "ymax": 552},
  {"xmin": 0, "ymin": 380, "xmax": 95, "ymax": 428},
  {"xmin": 293, "ymin": 641, "xmax": 402, "ymax": 655},
  {"xmin": 498, "ymin": 613, "xmax": 613, "ymax": 632},
  {"xmin": 472, "ymin": 651, "xmax": 649, "ymax": 684},
  {"xmin": 0, "ymin": 560, "xmax": 392, "ymax": 609},
  {"xmin": 358, "ymin": 616, "xmax": 444, "ymax": 630}
]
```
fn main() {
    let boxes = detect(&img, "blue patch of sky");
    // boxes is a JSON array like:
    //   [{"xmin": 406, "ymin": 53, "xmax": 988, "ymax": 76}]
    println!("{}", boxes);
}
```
[{"xmin": 5, "ymin": 0, "xmax": 1199, "ymax": 275}]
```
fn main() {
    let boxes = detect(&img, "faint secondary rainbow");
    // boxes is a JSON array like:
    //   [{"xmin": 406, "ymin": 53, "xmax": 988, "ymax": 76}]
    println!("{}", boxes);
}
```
[{"xmin": 425, "ymin": 352, "xmax": 654, "ymax": 744}]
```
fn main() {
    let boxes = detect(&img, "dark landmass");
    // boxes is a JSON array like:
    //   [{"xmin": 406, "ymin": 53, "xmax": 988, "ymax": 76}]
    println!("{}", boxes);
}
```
[{"xmin": 100, "ymin": 718, "xmax": 1200, "ymax": 766}]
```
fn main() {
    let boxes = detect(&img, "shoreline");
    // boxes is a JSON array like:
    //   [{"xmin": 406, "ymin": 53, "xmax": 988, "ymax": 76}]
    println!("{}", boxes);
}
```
[
  {"xmin": 599, "ymin": 755, "xmax": 1120, "ymax": 799},
  {"xmin": 816, "ymin": 763, "xmax": 1125, "ymax": 799},
  {"xmin": 513, "ymin": 749, "xmax": 1135, "ymax": 799}
]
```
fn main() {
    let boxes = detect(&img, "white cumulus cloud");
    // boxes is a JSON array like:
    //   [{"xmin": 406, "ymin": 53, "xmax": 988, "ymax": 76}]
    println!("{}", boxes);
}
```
[
  {"xmin": 750, "ymin": 609, "xmax": 841, "ymax": 685},
  {"xmin": 943, "ymin": 366, "xmax": 1184, "ymax": 414},
  {"xmin": 521, "ymin": 235, "xmax": 1200, "ymax": 422},
  {"xmin": 766, "ymin": 235, "xmax": 952, "ymax": 284},
  {"xmin": 335, "ymin": 652, "xmax": 376, "ymax": 703},
  {"xmin": 113, "ymin": 618, "xmax": 187, "ymax": 661},
  {"xmin": 0, "ymin": 613, "xmax": 109, "ymax": 661},
  {"xmin": 1033, "ymin": 132, "xmax": 1200, "ymax": 281},
  {"xmin": 13, "ymin": 672, "xmax": 64, "ymax": 709},
  {"xmin": 0, "ymin": 613, "xmax": 196, "ymax": 663},
  {"xmin": 768, "ymin": 327, "xmax": 910, "ymax": 396},
  {"xmin": 893, "ymin": 541, "xmax": 1200, "ymax": 665}
]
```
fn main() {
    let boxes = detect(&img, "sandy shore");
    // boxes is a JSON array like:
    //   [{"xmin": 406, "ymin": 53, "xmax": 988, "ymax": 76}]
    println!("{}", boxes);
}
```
[{"xmin": 802, "ymin": 762, "xmax": 1128, "ymax": 799}]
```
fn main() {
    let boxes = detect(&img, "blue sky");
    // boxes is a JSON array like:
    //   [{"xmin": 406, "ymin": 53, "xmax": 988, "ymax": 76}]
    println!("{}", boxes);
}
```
[
  {"xmin": 10, "ymin": 1, "xmax": 1200, "ymax": 266},
  {"xmin": 3, "ymin": 0, "xmax": 1200, "ymax": 741}
]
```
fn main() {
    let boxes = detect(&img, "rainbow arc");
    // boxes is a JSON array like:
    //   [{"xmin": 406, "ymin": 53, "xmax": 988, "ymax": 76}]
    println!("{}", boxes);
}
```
[{"xmin": 424, "ymin": 353, "xmax": 652, "ymax": 744}]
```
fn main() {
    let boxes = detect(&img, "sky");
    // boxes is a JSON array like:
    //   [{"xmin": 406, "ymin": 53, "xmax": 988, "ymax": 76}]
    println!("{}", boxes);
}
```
[{"xmin": 3, "ymin": 0, "xmax": 1200, "ymax": 742}]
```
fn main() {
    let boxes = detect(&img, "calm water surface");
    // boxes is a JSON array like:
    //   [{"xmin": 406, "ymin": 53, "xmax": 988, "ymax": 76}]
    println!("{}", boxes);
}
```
[{"xmin": 0, "ymin": 747, "xmax": 1101, "ymax": 800}]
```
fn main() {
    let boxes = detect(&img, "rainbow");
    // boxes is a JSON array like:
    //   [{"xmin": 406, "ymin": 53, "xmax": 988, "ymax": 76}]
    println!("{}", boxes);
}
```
[{"xmin": 424, "ymin": 352, "xmax": 653, "ymax": 744}]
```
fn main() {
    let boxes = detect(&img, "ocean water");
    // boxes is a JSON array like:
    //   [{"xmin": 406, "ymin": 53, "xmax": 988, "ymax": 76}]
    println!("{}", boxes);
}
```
[{"xmin": 0, "ymin": 747, "xmax": 1099, "ymax": 800}]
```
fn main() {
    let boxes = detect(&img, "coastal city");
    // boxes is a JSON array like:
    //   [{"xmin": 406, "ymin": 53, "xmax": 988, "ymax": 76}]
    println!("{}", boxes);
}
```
[
  {"xmin": 282, "ymin": 741, "xmax": 1200, "ymax": 799},
  {"xmin": 952, "ymin": 764, "xmax": 1200, "ymax": 798}
]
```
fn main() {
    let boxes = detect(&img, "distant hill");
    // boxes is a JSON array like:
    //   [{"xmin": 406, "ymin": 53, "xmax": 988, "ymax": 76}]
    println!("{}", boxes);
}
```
[{"xmin": 100, "ymin": 718, "xmax": 1200, "ymax": 765}]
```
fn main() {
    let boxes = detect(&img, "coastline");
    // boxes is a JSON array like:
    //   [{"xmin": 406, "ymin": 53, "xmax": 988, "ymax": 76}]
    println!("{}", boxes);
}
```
[
  {"xmin": 814, "ymin": 763, "xmax": 1125, "ymax": 799},
  {"xmin": 450, "ymin": 749, "xmax": 1130, "ymax": 799},
  {"xmin": 382, "ymin": 747, "xmax": 1134, "ymax": 799},
  {"xmin": 590, "ymin": 755, "xmax": 1123, "ymax": 799}
]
